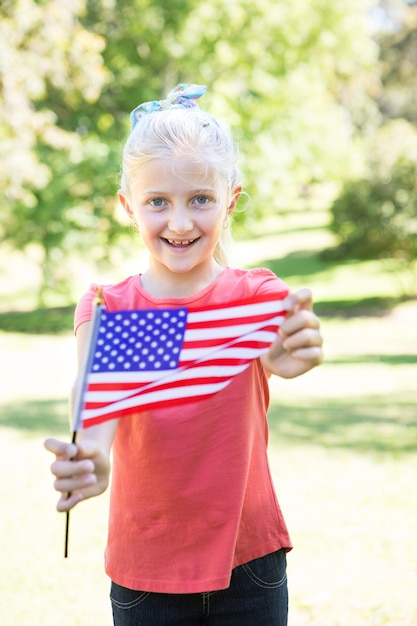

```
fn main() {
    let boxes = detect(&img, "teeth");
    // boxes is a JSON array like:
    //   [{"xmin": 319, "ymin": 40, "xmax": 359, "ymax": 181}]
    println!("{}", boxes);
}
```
[{"xmin": 167, "ymin": 239, "xmax": 195, "ymax": 245}]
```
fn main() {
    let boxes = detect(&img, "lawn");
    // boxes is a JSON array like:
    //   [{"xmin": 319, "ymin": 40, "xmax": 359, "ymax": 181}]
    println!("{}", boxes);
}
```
[
  {"xmin": 268, "ymin": 305, "xmax": 417, "ymax": 625},
  {"xmin": 1, "ymin": 211, "xmax": 416, "ymax": 625}
]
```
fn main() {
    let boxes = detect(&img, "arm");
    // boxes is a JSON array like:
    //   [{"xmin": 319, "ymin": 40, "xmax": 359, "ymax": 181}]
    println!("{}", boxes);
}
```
[
  {"xmin": 44, "ymin": 321, "xmax": 119, "ymax": 512},
  {"xmin": 261, "ymin": 287, "xmax": 323, "ymax": 379}
]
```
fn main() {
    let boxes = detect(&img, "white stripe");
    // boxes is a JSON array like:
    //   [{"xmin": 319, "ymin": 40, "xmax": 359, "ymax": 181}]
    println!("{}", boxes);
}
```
[
  {"xmin": 184, "ymin": 314, "xmax": 285, "ymax": 341},
  {"xmin": 181, "ymin": 333, "xmax": 276, "ymax": 362},
  {"xmin": 85, "ymin": 364, "xmax": 249, "ymax": 403},
  {"xmin": 88, "ymin": 369, "xmax": 173, "ymax": 384},
  {"xmin": 180, "ymin": 343, "xmax": 273, "ymax": 363},
  {"xmin": 82, "ymin": 380, "xmax": 231, "ymax": 421},
  {"xmin": 187, "ymin": 300, "xmax": 285, "ymax": 323}
]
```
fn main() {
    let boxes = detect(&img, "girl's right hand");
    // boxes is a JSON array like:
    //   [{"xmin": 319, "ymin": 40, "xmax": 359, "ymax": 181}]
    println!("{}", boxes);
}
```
[{"xmin": 44, "ymin": 438, "xmax": 111, "ymax": 512}]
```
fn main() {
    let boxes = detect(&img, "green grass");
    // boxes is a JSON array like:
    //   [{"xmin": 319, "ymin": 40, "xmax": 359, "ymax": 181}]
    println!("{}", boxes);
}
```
[
  {"xmin": 0, "ymin": 306, "xmax": 74, "ymax": 334},
  {"xmin": 1, "ymin": 303, "xmax": 416, "ymax": 625},
  {"xmin": 1, "ymin": 205, "xmax": 417, "ymax": 625}
]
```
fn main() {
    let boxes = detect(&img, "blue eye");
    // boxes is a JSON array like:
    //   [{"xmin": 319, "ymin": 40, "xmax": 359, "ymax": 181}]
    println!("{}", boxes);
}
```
[
  {"xmin": 150, "ymin": 198, "xmax": 165, "ymax": 207},
  {"xmin": 194, "ymin": 196, "xmax": 210, "ymax": 205}
]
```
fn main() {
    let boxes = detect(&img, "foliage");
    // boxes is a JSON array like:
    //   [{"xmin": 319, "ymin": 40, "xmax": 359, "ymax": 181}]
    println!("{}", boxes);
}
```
[
  {"xmin": 328, "ymin": 168, "xmax": 417, "ymax": 261},
  {"xmin": 376, "ymin": 4, "xmax": 417, "ymax": 125},
  {"xmin": 0, "ymin": 0, "xmax": 114, "ymax": 302},
  {"xmin": 0, "ymin": 0, "xmax": 386, "ymax": 303},
  {"xmin": 325, "ymin": 120, "xmax": 417, "ymax": 293},
  {"xmin": 0, "ymin": 0, "xmax": 108, "ymax": 206}
]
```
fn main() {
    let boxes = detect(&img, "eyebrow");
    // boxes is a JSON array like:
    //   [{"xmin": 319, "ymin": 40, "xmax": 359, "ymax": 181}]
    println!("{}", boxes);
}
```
[{"xmin": 139, "ymin": 188, "xmax": 217, "ymax": 196}]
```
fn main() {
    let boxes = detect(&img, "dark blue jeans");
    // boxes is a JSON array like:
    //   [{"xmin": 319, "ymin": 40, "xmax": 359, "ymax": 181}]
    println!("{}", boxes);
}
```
[{"xmin": 110, "ymin": 549, "xmax": 288, "ymax": 625}]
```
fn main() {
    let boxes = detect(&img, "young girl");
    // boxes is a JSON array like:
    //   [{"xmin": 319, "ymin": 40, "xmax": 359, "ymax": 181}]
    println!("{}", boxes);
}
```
[{"xmin": 45, "ymin": 84, "xmax": 323, "ymax": 626}]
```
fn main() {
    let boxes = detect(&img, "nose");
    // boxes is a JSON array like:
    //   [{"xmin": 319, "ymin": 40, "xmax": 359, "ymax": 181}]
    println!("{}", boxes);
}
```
[{"xmin": 168, "ymin": 206, "xmax": 193, "ymax": 234}]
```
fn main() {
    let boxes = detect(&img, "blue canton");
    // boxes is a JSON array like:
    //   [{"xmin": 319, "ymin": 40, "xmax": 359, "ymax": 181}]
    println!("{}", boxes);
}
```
[{"xmin": 91, "ymin": 308, "xmax": 188, "ymax": 373}]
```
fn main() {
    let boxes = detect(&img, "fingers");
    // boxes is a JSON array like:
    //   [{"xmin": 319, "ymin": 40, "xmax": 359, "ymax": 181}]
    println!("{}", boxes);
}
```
[
  {"xmin": 44, "ymin": 437, "xmax": 111, "ymax": 512},
  {"xmin": 285, "ymin": 344, "xmax": 323, "ymax": 366},
  {"xmin": 280, "ymin": 308, "xmax": 320, "ymax": 339},
  {"xmin": 44, "ymin": 437, "xmax": 97, "ymax": 511},
  {"xmin": 44, "ymin": 437, "xmax": 77, "ymax": 461},
  {"xmin": 281, "ymin": 327, "xmax": 323, "ymax": 366},
  {"xmin": 44, "ymin": 437, "xmax": 102, "ymax": 464},
  {"xmin": 51, "ymin": 458, "xmax": 96, "ymax": 490},
  {"xmin": 283, "ymin": 287, "xmax": 314, "ymax": 313},
  {"xmin": 57, "ymin": 492, "xmax": 84, "ymax": 513},
  {"xmin": 280, "ymin": 288, "xmax": 323, "ymax": 367},
  {"xmin": 55, "ymin": 471, "xmax": 103, "ymax": 512}
]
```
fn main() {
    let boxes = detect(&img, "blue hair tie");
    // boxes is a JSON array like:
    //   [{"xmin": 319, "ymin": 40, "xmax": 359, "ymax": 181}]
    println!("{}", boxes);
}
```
[{"xmin": 130, "ymin": 84, "xmax": 207, "ymax": 130}]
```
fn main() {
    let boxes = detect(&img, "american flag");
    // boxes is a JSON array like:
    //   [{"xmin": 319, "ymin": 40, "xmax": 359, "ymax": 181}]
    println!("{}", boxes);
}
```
[{"xmin": 78, "ymin": 294, "xmax": 287, "ymax": 428}]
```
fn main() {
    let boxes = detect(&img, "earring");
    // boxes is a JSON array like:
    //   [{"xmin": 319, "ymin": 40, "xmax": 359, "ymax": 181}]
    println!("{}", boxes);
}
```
[{"xmin": 222, "ymin": 218, "xmax": 229, "ymax": 229}]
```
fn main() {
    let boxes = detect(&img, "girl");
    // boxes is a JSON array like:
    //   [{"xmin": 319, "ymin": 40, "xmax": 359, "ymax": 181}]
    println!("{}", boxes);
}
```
[{"xmin": 45, "ymin": 84, "xmax": 323, "ymax": 626}]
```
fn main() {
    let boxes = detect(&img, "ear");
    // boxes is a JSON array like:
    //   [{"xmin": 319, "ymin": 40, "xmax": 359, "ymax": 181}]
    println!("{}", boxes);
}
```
[
  {"xmin": 118, "ymin": 190, "xmax": 135, "ymax": 221},
  {"xmin": 227, "ymin": 185, "xmax": 242, "ymax": 216}
]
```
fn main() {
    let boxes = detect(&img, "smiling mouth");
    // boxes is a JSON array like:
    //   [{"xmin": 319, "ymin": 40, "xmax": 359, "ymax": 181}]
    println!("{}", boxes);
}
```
[{"xmin": 164, "ymin": 238, "xmax": 199, "ymax": 247}]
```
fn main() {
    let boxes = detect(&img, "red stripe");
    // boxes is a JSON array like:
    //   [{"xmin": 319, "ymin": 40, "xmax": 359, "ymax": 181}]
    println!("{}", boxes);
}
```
[
  {"xmin": 186, "ymin": 292, "xmax": 287, "ymax": 314},
  {"xmin": 85, "ymin": 373, "xmax": 240, "ymax": 408},
  {"xmin": 185, "ymin": 313, "xmax": 283, "ymax": 330},
  {"xmin": 84, "ymin": 392, "xmax": 216, "ymax": 426},
  {"xmin": 182, "ymin": 329, "xmax": 279, "ymax": 350}
]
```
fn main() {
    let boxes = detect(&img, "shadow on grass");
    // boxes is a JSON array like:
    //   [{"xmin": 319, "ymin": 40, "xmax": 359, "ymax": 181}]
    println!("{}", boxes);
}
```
[
  {"xmin": 3, "ymin": 395, "xmax": 416, "ymax": 455},
  {"xmin": 255, "ymin": 249, "xmax": 329, "ymax": 279},
  {"xmin": 0, "ymin": 306, "xmax": 74, "ymax": 334},
  {"xmin": 251, "ymin": 250, "xmax": 413, "ymax": 317},
  {"xmin": 324, "ymin": 354, "xmax": 417, "ymax": 365},
  {"xmin": 0, "ymin": 398, "xmax": 70, "ymax": 436},
  {"xmin": 0, "ymin": 296, "xmax": 407, "ymax": 331},
  {"xmin": 2, "ymin": 250, "xmax": 414, "ymax": 331},
  {"xmin": 268, "ymin": 395, "xmax": 417, "ymax": 454},
  {"xmin": 313, "ymin": 297, "xmax": 408, "ymax": 318}
]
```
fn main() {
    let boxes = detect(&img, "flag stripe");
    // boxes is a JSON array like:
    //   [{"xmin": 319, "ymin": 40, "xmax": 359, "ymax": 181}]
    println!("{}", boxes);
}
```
[
  {"xmin": 182, "ymin": 320, "xmax": 283, "ymax": 343},
  {"xmin": 85, "ymin": 364, "xmax": 249, "ymax": 405},
  {"xmin": 186, "ymin": 296, "xmax": 285, "ymax": 319},
  {"xmin": 84, "ymin": 393, "xmax": 218, "ymax": 427},
  {"xmin": 83, "ymin": 380, "xmax": 233, "ymax": 422}
]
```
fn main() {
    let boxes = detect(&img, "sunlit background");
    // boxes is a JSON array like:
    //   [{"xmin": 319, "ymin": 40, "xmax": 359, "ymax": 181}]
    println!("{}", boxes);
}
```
[{"xmin": 1, "ymin": 0, "xmax": 416, "ymax": 624}]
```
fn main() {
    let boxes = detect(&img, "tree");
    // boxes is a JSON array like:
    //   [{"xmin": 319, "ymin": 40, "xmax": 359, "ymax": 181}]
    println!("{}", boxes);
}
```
[
  {"xmin": 73, "ymin": 0, "xmax": 381, "ymax": 216},
  {"xmin": 0, "ymin": 0, "xmax": 110, "ymax": 303},
  {"xmin": 1, "ymin": 0, "xmax": 380, "ymax": 303},
  {"xmin": 325, "ymin": 4, "xmax": 417, "ymax": 295},
  {"xmin": 0, "ymin": 0, "xmax": 107, "ymax": 206},
  {"xmin": 326, "ymin": 119, "xmax": 417, "ymax": 294},
  {"xmin": 376, "ymin": 4, "xmax": 417, "ymax": 125}
]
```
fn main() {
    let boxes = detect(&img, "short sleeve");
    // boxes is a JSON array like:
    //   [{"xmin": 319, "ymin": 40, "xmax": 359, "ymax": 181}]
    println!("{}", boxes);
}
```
[
  {"xmin": 74, "ymin": 284, "xmax": 101, "ymax": 334},
  {"xmin": 246, "ymin": 268, "xmax": 290, "ymax": 300}
]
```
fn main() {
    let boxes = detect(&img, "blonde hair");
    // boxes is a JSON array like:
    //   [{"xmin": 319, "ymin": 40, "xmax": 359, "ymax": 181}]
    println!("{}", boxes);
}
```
[{"xmin": 120, "ymin": 108, "xmax": 241, "ymax": 267}]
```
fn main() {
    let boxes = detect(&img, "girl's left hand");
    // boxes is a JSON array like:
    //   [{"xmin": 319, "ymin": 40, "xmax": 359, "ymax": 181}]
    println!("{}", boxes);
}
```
[{"xmin": 261, "ymin": 287, "xmax": 323, "ymax": 379}]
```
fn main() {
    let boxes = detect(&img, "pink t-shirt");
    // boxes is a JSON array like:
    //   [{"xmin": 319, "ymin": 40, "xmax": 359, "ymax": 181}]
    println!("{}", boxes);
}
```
[{"xmin": 75, "ymin": 267, "xmax": 292, "ymax": 594}]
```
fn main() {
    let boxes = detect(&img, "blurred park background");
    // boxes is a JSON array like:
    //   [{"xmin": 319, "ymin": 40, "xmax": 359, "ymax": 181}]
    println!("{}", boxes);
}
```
[{"xmin": 1, "ymin": 0, "xmax": 416, "ymax": 624}]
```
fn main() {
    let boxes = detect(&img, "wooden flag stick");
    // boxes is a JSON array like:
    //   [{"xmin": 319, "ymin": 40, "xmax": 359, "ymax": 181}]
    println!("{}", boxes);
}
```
[{"xmin": 63, "ymin": 290, "xmax": 104, "ymax": 558}]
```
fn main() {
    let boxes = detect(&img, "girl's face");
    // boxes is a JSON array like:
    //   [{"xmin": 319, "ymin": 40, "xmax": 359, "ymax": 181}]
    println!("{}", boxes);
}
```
[{"xmin": 119, "ymin": 157, "xmax": 239, "ymax": 292}]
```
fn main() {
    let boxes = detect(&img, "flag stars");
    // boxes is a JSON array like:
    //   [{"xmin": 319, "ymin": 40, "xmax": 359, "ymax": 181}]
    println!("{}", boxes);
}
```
[{"xmin": 92, "ymin": 308, "xmax": 187, "ymax": 373}]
